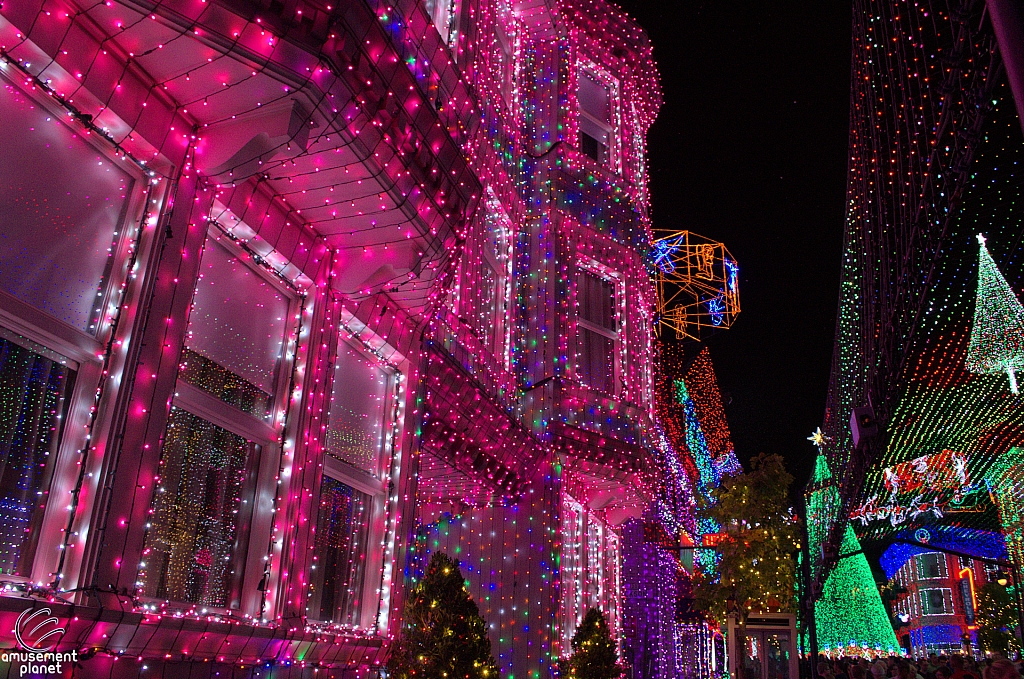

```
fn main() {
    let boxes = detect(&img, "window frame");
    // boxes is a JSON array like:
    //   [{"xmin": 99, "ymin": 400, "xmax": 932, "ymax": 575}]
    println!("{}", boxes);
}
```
[
  {"xmin": 575, "ymin": 262, "xmax": 623, "ymax": 395},
  {"xmin": 0, "ymin": 71, "xmax": 156, "ymax": 585},
  {"xmin": 459, "ymin": 198, "xmax": 514, "ymax": 368},
  {"xmin": 576, "ymin": 63, "xmax": 620, "ymax": 172},
  {"xmin": 916, "ymin": 552, "xmax": 947, "ymax": 580},
  {"xmin": 482, "ymin": 204, "xmax": 513, "ymax": 367},
  {"xmin": 560, "ymin": 494, "xmax": 621, "ymax": 648},
  {"xmin": 919, "ymin": 587, "xmax": 953, "ymax": 616},
  {"xmin": 494, "ymin": 18, "xmax": 515, "ymax": 110},
  {"xmin": 307, "ymin": 331, "xmax": 403, "ymax": 631},
  {"xmin": 139, "ymin": 226, "xmax": 304, "ymax": 616}
]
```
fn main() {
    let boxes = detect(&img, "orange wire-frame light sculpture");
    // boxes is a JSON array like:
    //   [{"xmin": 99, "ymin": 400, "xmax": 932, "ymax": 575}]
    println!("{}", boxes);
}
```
[{"xmin": 651, "ymin": 230, "xmax": 740, "ymax": 340}]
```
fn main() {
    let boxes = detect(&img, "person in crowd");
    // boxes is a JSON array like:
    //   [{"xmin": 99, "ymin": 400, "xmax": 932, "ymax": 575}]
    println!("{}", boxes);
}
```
[
  {"xmin": 984, "ymin": 659, "xmax": 1021, "ymax": 679},
  {"xmin": 898, "ymin": 659, "xmax": 925, "ymax": 679},
  {"xmin": 951, "ymin": 655, "xmax": 979, "ymax": 679}
]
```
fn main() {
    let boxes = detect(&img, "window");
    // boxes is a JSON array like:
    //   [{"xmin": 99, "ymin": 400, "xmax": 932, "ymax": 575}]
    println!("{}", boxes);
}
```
[
  {"xmin": 578, "ymin": 68, "xmax": 615, "ymax": 166},
  {"xmin": 139, "ymin": 408, "xmax": 259, "ymax": 607},
  {"xmin": 919, "ymin": 588, "xmax": 951, "ymax": 615},
  {"xmin": 463, "ymin": 206, "xmax": 511, "ymax": 362},
  {"xmin": 577, "ymin": 270, "xmax": 618, "ymax": 393},
  {"xmin": 0, "ymin": 78, "xmax": 134, "ymax": 335},
  {"xmin": 139, "ymin": 234, "xmax": 296, "ymax": 609},
  {"xmin": 0, "ymin": 335, "xmax": 74, "ymax": 576},
  {"xmin": 561, "ymin": 496, "xmax": 620, "ymax": 647},
  {"xmin": 180, "ymin": 238, "xmax": 290, "ymax": 420},
  {"xmin": 325, "ymin": 338, "xmax": 394, "ymax": 476},
  {"xmin": 307, "ymin": 474, "xmax": 373, "ymax": 626},
  {"xmin": 424, "ymin": 0, "xmax": 458, "ymax": 46},
  {"xmin": 0, "ymin": 74, "xmax": 148, "ymax": 582},
  {"xmin": 916, "ymin": 553, "xmax": 946, "ymax": 579},
  {"xmin": 308, "ymin": 335, "xmax": 397, "ymax": 627},
  {"xmin": 984, "ymin": 562, "xmax": 1001, "ymax": 582},
  {"xmin": 494, "ymin": 22, "xmax": 514, "ymax": 108}
]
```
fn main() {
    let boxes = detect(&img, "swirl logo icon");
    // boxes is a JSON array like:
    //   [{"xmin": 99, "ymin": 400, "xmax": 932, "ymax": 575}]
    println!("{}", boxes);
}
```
[{"xmin": 14, "ymin": 607, "xmax": 66, "ymax": 652}]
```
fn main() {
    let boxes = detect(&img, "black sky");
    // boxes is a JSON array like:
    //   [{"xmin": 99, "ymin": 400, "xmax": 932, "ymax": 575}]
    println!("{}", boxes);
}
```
[{"xmin": 615, "ymin": 1, "xmax": 853, "ymax": 487}]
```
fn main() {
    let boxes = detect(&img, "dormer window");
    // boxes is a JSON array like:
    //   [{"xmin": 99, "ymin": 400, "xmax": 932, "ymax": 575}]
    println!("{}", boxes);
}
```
[{"xmin": 578, "ymin": 67, "xmax": 615, "ymax": 167}]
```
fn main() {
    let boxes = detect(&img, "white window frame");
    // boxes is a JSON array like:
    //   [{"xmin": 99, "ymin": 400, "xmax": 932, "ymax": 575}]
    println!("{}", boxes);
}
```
[
  {"xmin": 494, "ymin": 17, "xmax": 515, "ymax": 110},
  {"xmin": 0, "ymin": 71, "xmax": 157, "ymax": 585},
  {"xmin": 484, "ymin": 202, "xmax": 513, "ymax": 368},
  {"xmin": 561, "ymin": 494, "xmax": 620, "ymax": 648},
  {"xmin": 576, "ymin": 261, "xmax": 624, "ymax": 395},
  {"xmin": 144, "ymin": 226, "xmax": 304, "ymax": 617},
  {"xmin": 561, "ymin": 496, "xmax": 586, "ymax": 649},
  {"xmin": 916, "ymin": 552, "xmax": 947, "ymax": 580},
  {"xmin": 577, "ymin": 62, "xmax": 620, "ymax": 172},
  {"xmin": 459, "ymin": 197, "xmax": 513, "ymax": 369},
  {"xmin": 919, "ymin": 587, "xmax": 953, "ymax": 616},
  {"xmin": 307, "ymin": 329, "xmax": 403, "ymax": 632}
]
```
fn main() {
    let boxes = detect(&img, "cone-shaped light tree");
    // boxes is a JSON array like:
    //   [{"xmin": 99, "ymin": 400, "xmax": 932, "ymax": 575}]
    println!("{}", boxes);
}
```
[
  {"xmin": 807, "ymin": 453, "xmax": 901, "ymax": 656},
  {"xmin": 387, "ymin": 552, "xmax": 498, "ymax": 679},
  {"xmin": 966, "ymin": 233, "xmax": 1024, "ymax": 394}
]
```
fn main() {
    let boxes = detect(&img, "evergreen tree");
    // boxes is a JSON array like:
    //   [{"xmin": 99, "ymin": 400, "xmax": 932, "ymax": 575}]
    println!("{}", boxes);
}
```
[
  {"xmin": 966, "ymin": 233, "xmax": 1024, "ymax": 394},
  {"xmin": 387, "ymin": 552, "xmax": 498, "ymax": 679},
  {"xmin": 560, "ymin": 608, "xmax": 621, "ymax": 679}
]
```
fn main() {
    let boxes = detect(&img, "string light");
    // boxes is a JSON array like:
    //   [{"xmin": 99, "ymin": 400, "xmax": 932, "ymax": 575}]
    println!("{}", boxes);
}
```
[{"xmin": 0, "ymin": 0, "xmax": 717, "ymax": 675}]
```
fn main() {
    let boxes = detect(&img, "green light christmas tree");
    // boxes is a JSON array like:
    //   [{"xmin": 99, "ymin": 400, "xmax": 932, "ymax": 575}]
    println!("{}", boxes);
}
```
[
  {"xmin": 966, "ymin": 234, "xmax": 1024, "ymax": 394},
  {"xmin": 807, "ymin": 451, "xmax": 900, "ymax": 656}
]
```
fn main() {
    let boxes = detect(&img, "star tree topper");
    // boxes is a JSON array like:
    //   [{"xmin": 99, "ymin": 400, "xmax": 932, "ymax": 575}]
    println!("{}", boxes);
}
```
[{"xmin": 807, "ymin": 427, "xmax": 830, "ymax": 450}]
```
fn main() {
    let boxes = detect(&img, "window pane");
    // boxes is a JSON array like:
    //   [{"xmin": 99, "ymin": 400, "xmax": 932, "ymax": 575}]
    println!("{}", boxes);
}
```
[
  {"xmin": 139, "ymin": 408, "xmax": 258, "ymax": 608},
  {"xmin": 183, "ymin": 238, "xmax": 291, "ymax": 418},
  {"xmin": 579, "ymin": 119, "xmax": 609, "ymax": 164},
  {"xmin": 586, "ymin": 517, "xmax": 603, "ymax": 608},
  {"xmin": 920, "ymin": 589, "xmax": 947, "ymax": 615},
  {"xmin": 326, "ymin": 342, "xmax": 390, "ymax": 475},
  {"xmin": 579, "ymin": 71, "xmax": 610, "ymax": 124},
  {"xmin": 579, "ymin": 272, "xmax": 615, "ymax": 330},
  {"xmin": 472, "ymin": 261, "xmax": 498, "ymax": 341},
  {"xmin": 561, "ymin": 500, "xmax": 584, "ymax": 645},
  {"xmin": 308, "ymin": 476, "xmax": 372, "ymax": 625},
  {"xmin": 579, "ymin": 327, "xmax": 614, "ymax": 393},
  {"xmin": 0, "ymin": 79, "xmax": 133, "ymax": 333},
  {"xmin": 0, "ymin": 336, "xmax": 74, "ymax": 576},
  {"xmin": 918, "ymin": 553, "xmax": 943, "ymax": 579}
]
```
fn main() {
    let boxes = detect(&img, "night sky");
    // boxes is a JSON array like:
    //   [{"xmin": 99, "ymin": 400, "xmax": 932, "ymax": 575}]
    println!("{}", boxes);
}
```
[{"xmin": 616, "ymin": 1, "xmax": 853, "ymax": 490}]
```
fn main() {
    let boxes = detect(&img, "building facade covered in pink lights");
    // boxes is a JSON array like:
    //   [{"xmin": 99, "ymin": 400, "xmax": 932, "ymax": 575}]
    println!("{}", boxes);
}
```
[{"xmin": 0, "ymin": 0, "xmax": 726, "ymax": 675}]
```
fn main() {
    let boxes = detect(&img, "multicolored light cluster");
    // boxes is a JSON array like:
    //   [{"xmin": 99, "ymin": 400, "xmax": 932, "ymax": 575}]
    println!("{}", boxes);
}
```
[
  {"xmin": 0, "ymin": 0, "xmax": 678, "ymax": 676},
  {"xmin": 809, "ymin": 0, "xmax": 1024, "ymax": 593}
]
